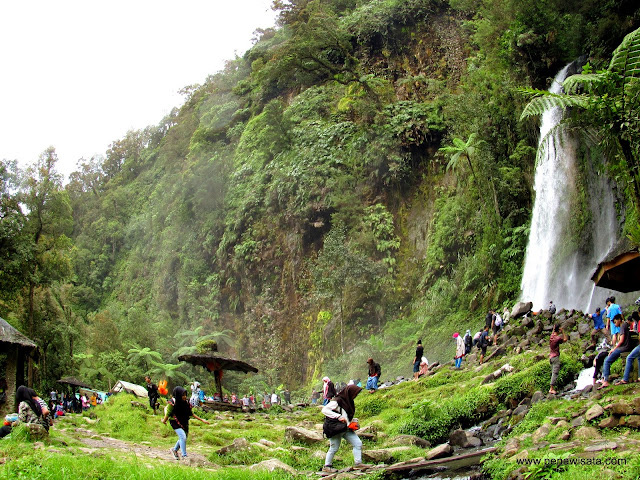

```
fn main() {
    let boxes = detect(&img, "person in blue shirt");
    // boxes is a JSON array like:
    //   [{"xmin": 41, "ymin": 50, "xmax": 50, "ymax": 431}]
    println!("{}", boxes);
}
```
[
  {"xmin": 606, "ymin": 297, "xmax": 623, "ymax": 345},
  {"xmin": 588, "ymin": 307, "xmax": 606, "ymax": 346}
]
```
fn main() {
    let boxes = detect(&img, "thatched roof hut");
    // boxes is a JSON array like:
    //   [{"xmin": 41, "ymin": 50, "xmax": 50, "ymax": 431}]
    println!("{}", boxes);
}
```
[{"xmin": 0, "ymin": 318, "xmax": 37, "ymax": 417}]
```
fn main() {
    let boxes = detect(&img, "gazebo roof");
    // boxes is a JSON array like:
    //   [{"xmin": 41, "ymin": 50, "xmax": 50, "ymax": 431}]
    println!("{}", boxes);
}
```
[
  {"xmin": 178, "ymin": 353, "xmax": 258, "ymax": 374},
  {"xmin": 57, "ymin": 376, "xmax": 92, "ymax": 388},
  {"xmin": 591, "ymin": 240, "xmax": 640, "ymax": 293},
  {"xmin": 0, "ymin": 317, "xmax": 37, "ymax": 349}
]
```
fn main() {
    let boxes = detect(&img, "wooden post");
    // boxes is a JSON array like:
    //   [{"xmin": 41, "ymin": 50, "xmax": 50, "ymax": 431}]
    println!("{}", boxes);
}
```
[{"xmin": 1, "ymin": 346, "xmax": 18, "ymax": 417}]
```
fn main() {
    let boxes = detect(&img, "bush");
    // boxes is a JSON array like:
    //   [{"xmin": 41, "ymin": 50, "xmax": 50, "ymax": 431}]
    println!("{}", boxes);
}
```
[{"xmin": 397, "ymin": 386, "xmax": 496, "ymax": 444}]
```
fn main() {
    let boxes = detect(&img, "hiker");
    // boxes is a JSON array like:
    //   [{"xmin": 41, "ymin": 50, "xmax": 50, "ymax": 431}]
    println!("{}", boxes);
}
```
[
  {"xmin": 548, "ymin": 301, "xmax": 556, "ymax": 316},
  {"xmin": 412, "ymin": 339, "xmax": 424, "ymax": 381},
  {"xmin": 548, "ymin": 324, "xmax": 568, "ymax": 394},
  {"xmin": 463, "ymin": 330, "xmax": 472, "ymax": 355},
  {"xmin": 16, "ymin": 385, "xmax": 50, "ymax": 432},
  {"xmin": 606, "ymin": 297, "xmax": 622, "ymax": 345},
  {"xmin": 493, "ymin": 310, "xmax": 503, "ymax": 345},
  {"xmin": 478, "ymin": 325, "xmax": 490, "ymax": 364},
  {"xmin": 587, "ymin": 307, "xmax": 607, "ymax": 346},
  {"xmin": 453, "ymin": 332, "xmax": 465, "ymax": 369},
  {"xmin": 162, "ymin": 386, "xmax": 210, "ymax": 460},
  {"xmin": 592, "ymin": 338, "xmax": 611, "ymax": 386},
  {"xmin": 321, "ymin": 385, "xmax": 371, "ymax": 473},
  {"xmin": 598, "ymin": 314, "xmax": 631, "ymax": 390},
  {"xmin": 366, "ymin": 358, "xmax": 381, "ymax": 393},
  {"xmin": 484, "ymin": 310, "xmax": 495, "ymax": 345},
  {"xmin": 189, "ymin": 381, "xmax": 201, "ymax": 407},
  {"xmin": 419, "ymin": 356, "xmax": 429, "ymax": 377},
  {"xmin": 472, "ymin": 330, "xmax": 482, "ymax": 348},
  {"xmin": 283, "ymin": 389, "xmax": 291, "ymax": 405},
  {"xmin": 616, "ymin": 312, "xmax": 640, "ymax": 385},
  {"xmin": 322, "ymin": 377, "xmax": 336, "ymax": 406}
]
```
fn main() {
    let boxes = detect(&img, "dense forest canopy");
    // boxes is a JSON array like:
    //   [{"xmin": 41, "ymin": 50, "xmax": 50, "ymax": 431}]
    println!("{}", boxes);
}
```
[{"xmin": 1, "ymin": 0, "xmax": 639, "ymax": 398}]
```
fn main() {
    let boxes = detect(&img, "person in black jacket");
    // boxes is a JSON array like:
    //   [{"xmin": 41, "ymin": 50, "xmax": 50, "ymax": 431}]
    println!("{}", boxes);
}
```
[
  {"xmin": 412, "ymin": 340, "xmax": 424, "ymax": 381},
  {"xmin": 145, "ymin": 376, "xmax": 159, "ymax": 414},
  {"xmin": 162, "ymin": 386, "xmax": 209, "ymax": 460},
  {"xmin": 366, "ymin": 358, "xmax": 381, "ymax": 393}
]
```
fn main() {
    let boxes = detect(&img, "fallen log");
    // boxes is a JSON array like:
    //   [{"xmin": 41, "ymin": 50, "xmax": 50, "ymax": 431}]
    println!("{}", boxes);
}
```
[{"xmin": 383, "ymin": 447, "xmax": 497, "ymax": 475}]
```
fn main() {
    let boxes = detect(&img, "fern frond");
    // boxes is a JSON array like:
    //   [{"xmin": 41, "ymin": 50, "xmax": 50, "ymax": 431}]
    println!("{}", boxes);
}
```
[
  {"xmin": 609, "ymin": 27, "xmax": 640, "ymax": 79},
  {"xmin": 519, "ymin": 93, "xmax": 588, "ymax": 120},
  {"xmin": 562, "ymin": 73, "xmax": 607, "ymax": 94}
]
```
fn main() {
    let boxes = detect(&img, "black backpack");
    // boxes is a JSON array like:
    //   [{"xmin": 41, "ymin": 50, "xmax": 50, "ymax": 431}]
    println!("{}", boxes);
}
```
[{"xmin": 323, "ymin": 407, "xmax": 348, "ymax": 438}]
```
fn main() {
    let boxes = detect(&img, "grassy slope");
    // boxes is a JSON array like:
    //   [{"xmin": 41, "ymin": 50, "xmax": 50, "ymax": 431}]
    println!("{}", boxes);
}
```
[{"xmin": 3, "ymin": 333, "xmax": 640, "ymax": 479}]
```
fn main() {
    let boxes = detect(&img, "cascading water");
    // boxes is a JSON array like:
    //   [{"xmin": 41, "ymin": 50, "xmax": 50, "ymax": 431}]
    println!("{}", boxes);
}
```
[{"xmin": 520, "ymin": 62, "xmax": 631, "ymax": 312}]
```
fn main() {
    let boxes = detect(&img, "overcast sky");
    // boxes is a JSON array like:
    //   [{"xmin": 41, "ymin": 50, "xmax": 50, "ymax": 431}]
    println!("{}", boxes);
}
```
[{"xmin": 0, "ymin": 0, "xmax": 276, "ymax": 179}]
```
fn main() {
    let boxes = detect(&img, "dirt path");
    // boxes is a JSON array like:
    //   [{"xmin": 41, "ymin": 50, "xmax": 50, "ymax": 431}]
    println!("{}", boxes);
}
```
[{"xmin": 57, "ymin": 426, "xmax": 215, "ymax": 467}]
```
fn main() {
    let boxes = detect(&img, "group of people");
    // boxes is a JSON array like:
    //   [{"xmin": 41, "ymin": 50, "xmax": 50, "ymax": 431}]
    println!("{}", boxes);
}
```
[
  {"xmin": 0, "ymin": 386, "xmax": 52, "ymax": 438},
  {"xmin": 549, "ymin": 296, "xmax": 640, "ymax": 394}
]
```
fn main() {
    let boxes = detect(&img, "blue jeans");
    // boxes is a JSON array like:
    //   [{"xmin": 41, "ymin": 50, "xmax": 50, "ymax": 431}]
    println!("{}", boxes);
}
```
[
  {"xmin": 455, "ymin": 357, "xmax": 463, "ymax": 368},
  {"xmin": 366, "ymin": 376, "xmax": 378, "ymax": 391},
  {"xmin": 325, "ymin": 430, "xmax": 362, "ymax": 466},
  {"xmin": 173, "ymin": 428, "xmax": 187, "ymax": 457},
  {"xmin": 603, "ymin": 348, "xmax": 623, "ymax": 381},
  {"xmin": 623, "ymin": 345, "xmax": 640, "ymax": 382}
]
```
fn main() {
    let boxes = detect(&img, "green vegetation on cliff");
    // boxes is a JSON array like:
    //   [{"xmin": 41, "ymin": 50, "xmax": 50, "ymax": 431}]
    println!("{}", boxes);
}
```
[{"xmin": 0, "ymin": 0, "xmax": 639, "ymax": 395}]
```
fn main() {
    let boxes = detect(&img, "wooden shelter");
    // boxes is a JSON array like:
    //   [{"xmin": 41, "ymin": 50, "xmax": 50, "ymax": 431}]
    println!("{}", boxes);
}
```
[
  {"xmin": 0, "ymin": 317, "xmax": 37, "ymax": 417},
  {"xmin": 591, "ymin": 242, "xmax": 640, "ymax": 293},
  {"xmin": 178, "ymin": 353, "xmax": 258, "ymax": 411}
]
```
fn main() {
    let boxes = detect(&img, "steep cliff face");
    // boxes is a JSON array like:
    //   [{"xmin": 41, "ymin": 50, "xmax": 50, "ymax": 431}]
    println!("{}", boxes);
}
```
[{"xmin": 65, "ymin": 0, "xmax": 640, "ymax": 392}]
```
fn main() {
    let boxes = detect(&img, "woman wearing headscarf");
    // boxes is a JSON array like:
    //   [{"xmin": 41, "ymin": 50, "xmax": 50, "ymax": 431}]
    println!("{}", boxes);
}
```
[
  {"xmin": 16, "ymin": 385, "xmax": 50, "ymax": 431},
  {"xmin": 162, "ymin": 386, "xmax": 209, "ymax": 460},
  {"xmin": 322, "ymin": 376, "xmax": 336, "ymax": 406},
  {"xmin": 321, "ymin": 384, "xmax": 371, "ymax": 473}
]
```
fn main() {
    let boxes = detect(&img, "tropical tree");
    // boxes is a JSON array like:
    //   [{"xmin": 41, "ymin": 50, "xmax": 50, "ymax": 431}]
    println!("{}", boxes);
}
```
[
  {"xmin": 127, "ymin": 345, "xmax": 163, "ymax": 372},
  {"xmin": 439, "ymin": 134, "xmax": 501, "ymax": 221}
]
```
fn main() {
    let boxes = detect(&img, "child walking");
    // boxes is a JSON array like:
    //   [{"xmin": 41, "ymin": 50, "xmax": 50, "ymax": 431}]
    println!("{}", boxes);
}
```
[{"xmin": 162, "ymin": 386, "xmax": 209, "ymax": 460}]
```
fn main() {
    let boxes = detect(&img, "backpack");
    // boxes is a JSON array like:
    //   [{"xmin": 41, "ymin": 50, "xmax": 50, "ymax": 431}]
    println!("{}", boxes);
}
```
[
  {"xmin": 323, "ymin": 407, "xmax": 348, "ymax": 438},
  {"xmin": 495, "ymin": 314, "xmax": 503, "ymax": 327}
]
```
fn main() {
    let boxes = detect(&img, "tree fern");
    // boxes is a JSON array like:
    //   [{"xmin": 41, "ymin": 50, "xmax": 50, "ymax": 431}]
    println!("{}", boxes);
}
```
[
  {"xmin": 519, "ymin": 92, "xmax": 588, "ymax": 120},
  {"xmin": 609, "ymin": 27, "xmax": 640, "ymax": 79}
]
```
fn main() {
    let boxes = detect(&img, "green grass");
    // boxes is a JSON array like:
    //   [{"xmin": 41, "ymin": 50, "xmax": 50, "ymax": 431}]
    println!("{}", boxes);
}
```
[{"xmin": 3, "ymin": 338, "xmax": 640, "ymax": 479}]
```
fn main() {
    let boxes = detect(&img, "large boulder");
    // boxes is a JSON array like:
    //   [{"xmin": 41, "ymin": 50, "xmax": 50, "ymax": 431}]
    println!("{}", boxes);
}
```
[
  {"xmin": 216, "ymin": 437, "xmax": 250, "ymax": 455},
  {"xmin": 284, "ymin": 426, "xmax": 324, "ymax": 444},
  {"xmin": 511, "ymin": 302, "xmax": 533, "ymax": 319},
  {"xmin": 392, "ymin": 435, "xmax": 430, "ymax": 448},
  {"xmin": 362, "ymin": 446, "xmax": 411, "ymax": 463},
  {"xmin": 426, "ymin": 443, "xmax": 453, "ymax": 460},
  {"xmin": 249, "ymin": 459, "xmax": 297, "ymax": 475}
]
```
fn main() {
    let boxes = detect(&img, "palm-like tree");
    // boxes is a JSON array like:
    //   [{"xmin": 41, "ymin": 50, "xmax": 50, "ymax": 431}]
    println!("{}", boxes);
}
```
[
  {"xmin": 127, "ymin": 345, "xmax": 163, "ymax": 371},
  {"xmin": 439, "ymin": 133, "xmax": 501, "ymax": 221}
]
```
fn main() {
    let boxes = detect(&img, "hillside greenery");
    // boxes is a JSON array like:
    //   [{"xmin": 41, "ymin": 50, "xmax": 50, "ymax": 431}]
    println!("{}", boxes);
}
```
[{"xmin": 0, "ymin": 0, "xmax": 639, "ymax": 396}]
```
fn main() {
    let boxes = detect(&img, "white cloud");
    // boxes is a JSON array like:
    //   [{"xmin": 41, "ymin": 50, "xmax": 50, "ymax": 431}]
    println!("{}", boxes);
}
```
[{"xmin": 0, "ymin": 0, "xmax": 276, "ymax": 178}]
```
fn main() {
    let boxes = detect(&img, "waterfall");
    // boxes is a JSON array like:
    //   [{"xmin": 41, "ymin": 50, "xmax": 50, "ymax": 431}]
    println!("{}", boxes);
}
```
[{"xmin": 520, "ymin": 63, "xmax": 627, "ymax": 312}]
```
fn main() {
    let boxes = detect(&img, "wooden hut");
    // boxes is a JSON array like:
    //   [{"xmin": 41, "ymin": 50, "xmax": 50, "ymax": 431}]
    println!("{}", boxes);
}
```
[{"xmin": 0, "ymin": 317, "xmax": 37, "ymax": 417}]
